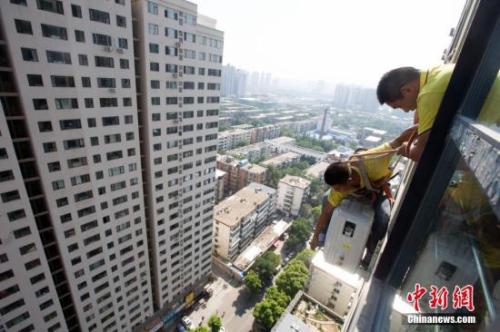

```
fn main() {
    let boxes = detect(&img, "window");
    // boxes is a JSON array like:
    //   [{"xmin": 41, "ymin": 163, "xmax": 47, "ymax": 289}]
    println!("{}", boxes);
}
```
[
  {"xmin": 148, "ymin": 23, "xmax": 159, "ymax": 35},
  {"xmin": 38, "ymin": 121, "xmax": 52, "ymax": 132},
  {"xmin": 78, "ymin": 54, "xmax": 88, "ymax": 66},
  {"xmin": 95, "ymin": 56, "xmax": 114, "ymax": 68},
  {"xmin": 15, "ymin": 19, "xmax": 33, "ymax": 34},
  {"xmin": 52, "ymin": 180, "xmax": 65, "ymax": 190},
  {"xmin": 60, "ymin": 119, "xmax": 81, "ymax": 130},
  {"xmin": 37, "ymin": 0, "xmax": 64, "ymax": 14},
  {"xmin": 116, "ymin": 15, "xmax": 126, "ymax": 27},
  {"xmin": 120, "ymin": 59, "xmax": 129, "ymax": 69},
  {"xmin": 21, "ymin": 48, "xmax": 38, "ymax": 62},
  {"xmin": 75, "ymin": 30, "xmax": 85, "ymax": 42},
  {"xmin": 46, "ymin": 50, "xmax": 71, "ymax": 64},
  {"xmin": 121, "ymin": 79, "xmax": 131, "ymax": 88},
  {"xmin": 1, "ymin": 190, "xmax": 20, "ymax": 203},
  {"xmin": 28, "ymin": 74, "xmax": 43, "ymax": 87},
  {"xmin": 198, "ymin": 82, "xmax": 205, "ymax": 90},
  {"xmin": 89, "ymin": 8, "xmax": 110, "ymax": 24},
  {"xmin": 150, "ymin": 62, "xmax": 159, "ymax": 72},
  {"xmin": 165, "ymin": 64, "xmax": 177, "ymax": 73},
  {"xmin": 82, "ymin": 77, "xmax": 91, "ymax": 88},
  {"xmin": 100, "ymin": 98, "xmax": 118, "ymax": 107},
  {"xmin": 166, "ymin": 81, "xmax": 177, "ymax": 89},
  {"xmin": 147, "ymin": 1, "xmax": 158, "ymax": 15},
  {"xmin": 51, "ymin": 76, "xmax": 75, "ymax": 87},
  {"xmin": 118, "ymin": 38, "xmax": 128, "ymax": 49},
  {"xmin": 71, "ymin": 4, "xmax": 82, "ymax": 18},
  {"xmin": 85, "ymin": 98, "xmax": 94, "ymax": 108},
  {"xmin": 10, "ymin": 0, "xmax": 27, "ymax": 5},
  {"xmin": 47, "ymin": 162, "xmax": 61, "ymax": 172},
  {"xmin": 55, "ymin": 98, "xmax": 78, "ymax": 110},
  {"xmin": 67, "ymin": 157, "xmax": 86, "ymax": 168},
  {"xmin": 165, "ymin": 28, "xmax": 177, "ymax": 38},
  {"xmin": 97, "ymin": 78, "xmax": 116, "ymax": 88},
  {"xmin": 43, "ymin": 142, "xmax": 57, "ymax": 152},
  {"xmin": 149, "ymin": 43, "xmax": 159, "ymax": 53},
  {"xmin": 63, "ymin": 138, "xmax": 85, "ymax": 150},
  {"xmin": 165, "ymin": 46, "xmax": 177, "ymax": 56},
  {"xmin": 41, "ymin": 24, "xmax": 67, "ymax": 40},
  {"xmin": 8, "ymin": 209, "xmax": 26, "ymax": 221},
  {"xmin": 92, "ymin": 33, "xmax": 112, "ymax": 46},
  {"xmin": 33, "ymin": 99, "xmax": 49, "ymax": 110},
  {"xmin": 102, "ymin": 116, "xmax": 119, "ymax": 126},
  {"xmin": 166, "ymin": 97, "xmax": 177, "ymax": 105}
]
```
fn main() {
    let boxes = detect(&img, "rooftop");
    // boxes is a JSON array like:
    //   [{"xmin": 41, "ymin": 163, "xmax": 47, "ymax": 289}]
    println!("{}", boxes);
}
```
[
  {"xmin": 261, "ymin": 152, "xmax": 301, "ymax": 167},
  {"xmin": 214, "ymin": 187, "xmax": 270, "ymax": 227},
  {"xmin": 241, "ymin": 163, "xmax": 267, "ymax": 174},
  {"xmin": 266, "ymin": 136, "xmax": 296, "ymax": 145},
  {"xmin": 218, "ymin": 128, "xmax": 251, "ymax": 137},
  {"xmin": 364, "ymin": 135, "xmax": 382, "ymax": 143},
  {"xmin": 215, "ymin": 169, "xmax": 227, "ymax": 178},
  {"xmin": 279, "ymin": 175, "xmax": 311, "ymax": 189},
  {"xmin": 305, "ymin": 161, "xmax": 330, "ymax": 179},
  {"xmin": 233, "ymin": 220, "xmax": 289, "ymax": 271}
]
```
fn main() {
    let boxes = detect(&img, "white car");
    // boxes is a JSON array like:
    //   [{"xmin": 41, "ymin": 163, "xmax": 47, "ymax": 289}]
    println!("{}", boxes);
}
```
[{"xmin": 181, "ymin": 316, "xmax": 193, "ymax": 329}]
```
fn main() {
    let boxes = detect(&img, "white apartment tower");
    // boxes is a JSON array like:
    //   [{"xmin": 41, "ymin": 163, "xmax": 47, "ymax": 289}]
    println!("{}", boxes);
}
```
[
  {"xmin": 0, "ymin": 1, "xmax": 154, "ymax": 331},
  {"xmin": 131, "ymin": 0, "xmax": 223, "ymax": 312}
]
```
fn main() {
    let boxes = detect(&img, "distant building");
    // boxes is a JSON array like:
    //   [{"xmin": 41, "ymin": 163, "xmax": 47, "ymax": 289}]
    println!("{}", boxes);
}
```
[
  {"xmin": 221, "ymin": 64, "xmax": 248, "ymax": 97},
  {"xmin": 316, "ymin": 108, "xmax": 334, "ymax": 138},
  {"xmin": 213, "ymin": 184, "xmax": 276, "ymax": 260},
  {"xmin": 215, "ymin": 170, "xmax": 227, "ymax": 203},
  {"xmin": 218, "ymin": 128, "xmax": 251, "ymax": 151},
  {"xmin": 250, "ymin": 125, "xmax": 281, "ymax": 143},
  {"xmin": 262, "ymin": 152, "xmax": 301, "ymax": 168},
  {"xmin": 277, "ymin": 175, "xmax": 311, "ymax": 216},
  {"xmin": 271, "ymin": 291, "xmax": 344, "ymax": 332},
  {"xmin": 307, "ymin": 250, "xmax": 363, "ymax": 318},
  {"xmin": 239, "ymin": 164, "xmax": 268, "ymax": 188},
  {"xmin": 276, "ymin": 119, "xmax": 318, "ymax": 133},
  {"xmin": 363, "ymin": 135, "xmax": 382, "ymax": 148},
  {"xmin": 305, "ymin": 161, "xmax": 330, "ymax": 180},
  {"xmin": 227, "ymin": 142, "xmax": 271, "ymax": 162}
]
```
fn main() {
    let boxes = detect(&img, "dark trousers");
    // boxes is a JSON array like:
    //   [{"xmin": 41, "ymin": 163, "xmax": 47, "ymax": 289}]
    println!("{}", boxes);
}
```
[{"xmin": 365, "ymin": 193, "xmax": 390, "ymax": 257}]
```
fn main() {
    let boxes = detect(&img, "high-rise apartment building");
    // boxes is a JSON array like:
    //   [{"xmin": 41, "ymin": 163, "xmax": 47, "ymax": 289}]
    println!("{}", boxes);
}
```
[
  {"xmin": 0, "ymin": 0, "xmax": 223, "ymax": 331},
  {"xmin": 0, "ymin": 1, "xmax": 153, "ymax": 331},
  {"xmin": 131, "ymin": 0, "xmax": 223, "ymax": 314}
]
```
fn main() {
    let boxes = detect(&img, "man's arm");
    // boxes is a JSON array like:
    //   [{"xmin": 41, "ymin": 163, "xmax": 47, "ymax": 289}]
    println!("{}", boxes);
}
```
[
  {"xmin": 310, "ymin": 201, "xmax": 335, "ymax": 250},
  {"xmin": 389, "ymin": 125, "xmax": 418, "ymax": 149},
  {"xmin": 398, "ymin": 131, "xmax": 430, "ymax": 161}
]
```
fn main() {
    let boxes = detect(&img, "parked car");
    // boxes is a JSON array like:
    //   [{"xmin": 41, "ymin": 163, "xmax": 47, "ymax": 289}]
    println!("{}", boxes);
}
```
[{"xmin": 181, "ymin": 316, "xmax": 193, "ymax": 329}]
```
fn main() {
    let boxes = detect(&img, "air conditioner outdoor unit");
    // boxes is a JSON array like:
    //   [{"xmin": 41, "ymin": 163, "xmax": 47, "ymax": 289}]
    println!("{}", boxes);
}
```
[
  {"xmin": 108, "ymin": 88, "xmax": 116, "ymax": 93},
  {"xmin": 175, "ymin": 42, "xmax": 181, "ymax": 48},
  {"xmin": 179, "ymin": 88, "xmax": 183, "ymax": 92},
  {"xmin": 116, "ymin": 48, "xmax": 124, "ymax": 54},
  {"xmin": 179, "ymin": 55, "xmax": 183, "ymax": 60},
  {"xmin": 104, "ymin": 46, "xmax": 113, "ymax": 52},
  {"xmin": 179, "ymin": 19, "xmax": 184, "ymax": 25},
  {"xmin": 173, "ymin": 73, "xmax": 178, "ymax": 78},
  {"xmin": 179, "ymin": 72, "xmax": 183, "ymax": 77}
]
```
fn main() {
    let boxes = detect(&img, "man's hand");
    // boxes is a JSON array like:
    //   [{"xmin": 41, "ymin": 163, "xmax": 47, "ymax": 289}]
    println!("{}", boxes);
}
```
[
  {"xmin": 390, "ymin": 125, "xmax": 418, "ymax": 149},
  {"xmin": 397, "ymin": 142, "xmax": 410, "ymax": 157}
]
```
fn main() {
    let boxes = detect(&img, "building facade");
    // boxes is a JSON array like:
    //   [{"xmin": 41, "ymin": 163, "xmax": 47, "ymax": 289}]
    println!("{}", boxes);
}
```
[
  {"xmin": 132, "ymin": 0, "xmax": 223, "ymax": 313},
  {"xmin": 0, "ymin": 1, "xmax": 154, "ymax": 331},
  {"xmin": 213, "ymin": 184, "xmax": 276, "ymax": 261},
  {"xmin": 217, "ymin": 127, "xmax": 251, "ymax": 151},
  {"xmin": 277, "ymin": 175, "xmax": 310, "ymax": 217}
]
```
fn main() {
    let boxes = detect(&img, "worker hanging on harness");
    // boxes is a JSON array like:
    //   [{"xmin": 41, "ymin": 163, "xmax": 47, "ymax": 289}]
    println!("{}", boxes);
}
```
[{"xmin": 310, "ymin": 125, "xmax": 416, "ymax": 269}]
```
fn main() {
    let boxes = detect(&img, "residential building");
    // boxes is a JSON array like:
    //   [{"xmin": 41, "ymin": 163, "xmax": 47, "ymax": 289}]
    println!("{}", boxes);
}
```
[
  {"xmin": 307, "ymin": 250, "xmax": 363, "ymax": 318},
  {"xmin": 261, "ymin": 152, "xmax": 301, "ymax": 168},
  {"xmin": 218, "ymin": 128, "xmax": 251, "ymax": 151},
  {"xmin": 216, "ymin": 154, "xmax": 244, "ymax": 195},
  {"xmin": 316, "ymin": 108, "xmax": 333, "ymax": 138},
  {"xmin": 227, "ymin": 142, "xmax": 271, "ymax": 162},
  {"xmin": 0, "ymin": 1, "xmax": 153, "ymax": 331},
  {"xmin": 221, "ymin": 63, "xmax": 247, "ymax": 97},
  {"xmin": 277, "ymin": 175, "xmax": 310, "ymax": 216},
  {"xmin": 250, "ymin": 124, "xmax": 280, "ymax": 143},
  {"xmin": 214, "ymin": 169, "xmax": 226, "ymax": 203},
  {"xmin": 239, "ymin": 163, "xmax": 268, "ymax": 189},
  {"xmin": 305, "ymin": 161, "xmax": 330, "ymax": 180},
  {"xmin": 132, "ymin": 0, "xmax": 223, "ymax": 314},
  {"xmin": 213, "ymin": 184, "xmax": 276, "ymax": 261}
]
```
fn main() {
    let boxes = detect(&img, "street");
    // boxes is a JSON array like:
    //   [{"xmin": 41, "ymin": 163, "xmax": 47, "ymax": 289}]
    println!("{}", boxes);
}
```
[{"xmin": 186, "ymin": 264, "xmax": 263, "ymax": 332}]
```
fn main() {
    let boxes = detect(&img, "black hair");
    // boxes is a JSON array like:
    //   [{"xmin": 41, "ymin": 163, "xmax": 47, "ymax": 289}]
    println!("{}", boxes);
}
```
[
  {"xmin": 324, "ymin": 162, "xmax": 350, "ymax": 186},
  {"xmin": 376, "ymin": 67, "xmax": 420, "ymax": 104}
]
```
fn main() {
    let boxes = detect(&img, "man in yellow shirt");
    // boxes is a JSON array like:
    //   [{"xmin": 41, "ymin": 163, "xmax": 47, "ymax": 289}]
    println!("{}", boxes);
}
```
[
  {"xmin": 376, "ymin": 65, "xmax": 499, "ymax": 161},
  {"xmin": 310, "ymin": 126, "xmax": 416, "ymax": 268}
]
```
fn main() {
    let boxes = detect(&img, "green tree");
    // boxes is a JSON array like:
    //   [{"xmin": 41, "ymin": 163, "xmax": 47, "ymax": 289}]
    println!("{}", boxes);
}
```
[
  {"xmin": 275, "ymin": 260, "xmax": 309, "ymax": 298},
  {"xmin": 207, "ymin": 315, "xmax": 222, "ymax": 332},
  {"xmin": 190, "ymin": 327, "xmax": 210, "ymax": 332},
  {"xmin": 244, "ymin": 270, "xmax": 262, "ymax": 294},
  {"xmin": 264, "ymin": 287, "xmax": 290, "ymax": 308},
  {"xmin": 294, "ymin": 249, "xmax": 315, "ymax": 268},
  {"xmin": 312, "ymin": 205, "xmax": 322, "ymax": 221},
  {"xmin": 285, "ymin": 218, "xmax": 313, "ymax": 251},
  {"xmin": 300, "ymin": 203, "xmax": 312, "ymax": 218},
  {"xmin": 253, "ymin": 298, "xmax": 286, "ymax": 331},
  {"xmin": 252, "ymin": 252, "xmax": 281, "ymax": 283}
]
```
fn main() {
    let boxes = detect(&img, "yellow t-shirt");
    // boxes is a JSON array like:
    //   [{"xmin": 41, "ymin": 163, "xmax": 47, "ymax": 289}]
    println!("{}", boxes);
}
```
[
  {"xmin": 417, "ymin": 65, "xmax": 500, "ymax": 135},
  {"xmin": 327, "ymin": 143, "xmax": 393, "ymax": 207}
]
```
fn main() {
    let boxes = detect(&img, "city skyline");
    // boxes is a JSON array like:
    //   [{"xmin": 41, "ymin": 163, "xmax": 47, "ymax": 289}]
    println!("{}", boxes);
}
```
[{"xmin": 196, "ymin": 0, "xmax": 466, "ymax": 87}]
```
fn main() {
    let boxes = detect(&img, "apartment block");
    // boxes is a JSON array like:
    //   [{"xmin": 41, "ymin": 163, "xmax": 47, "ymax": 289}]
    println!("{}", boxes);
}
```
[
  {"xmin": 131, "ymin": 0, "xmax": 223, "ymax": 312},
  {"xmin": 261, "ymin": 152, "xmax": 301, "ymax": 168},
  {"xmin": 250, "ymin": 124, "xmax": 280, "ymax": 144},
  {"xmin": 277, "ymin": 175, "xmax": 311, "ymax": 217},
  {"xmin": 0, "ymin": 1, "xmax": 154, "ymax": 331},
  {"xmin": 217, "ymin": 127, "xmax": 251, "ymax": 151},
  {"xmin": 215, "ymin": 169, "xmax": 226, "ymax": 203},
  {"xmin": 216, "ymin": 154, "xmax": 267, "ymax": 197},
  {"xmin": 238, "ymin": 163, "xmax": 268, "ymax": 189},
  {"xmin": 213, "ymin": 183, "xmax": 276, "ymax": 261}
]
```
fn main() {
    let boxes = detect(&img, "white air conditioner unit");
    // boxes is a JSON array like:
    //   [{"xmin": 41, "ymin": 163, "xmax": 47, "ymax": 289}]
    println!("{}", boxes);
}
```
[
  {"xmin": 178, "ymin": 87, "xmax": 183, "ymax": 92},
  {"xmin": 173, "ymin": 73, "xmax": 178, "ymax": 78},
  {"xmin": 175, "ymin": 42, "xmax": 181, "ymax": 48},
  {"xmin": 116, "ymin": 48, "xmax": 124, "ymax": 54},
  {"xmin": 108, "ymin": 88, "xmax": 116, "ymax": 93},
  {"xmin": 104, "ymin": 46, "xmax": 113, "ymax": 52}
]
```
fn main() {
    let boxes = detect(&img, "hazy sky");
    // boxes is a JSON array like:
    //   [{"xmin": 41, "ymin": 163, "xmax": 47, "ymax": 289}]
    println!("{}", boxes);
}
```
[{"xmin": 195, "ymin": 0, "xmax": 466, "ymax": 87}]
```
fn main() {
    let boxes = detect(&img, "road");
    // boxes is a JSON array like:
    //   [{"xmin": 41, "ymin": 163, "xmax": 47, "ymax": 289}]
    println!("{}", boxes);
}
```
[{"xmin": 187, "ymin": 264, "xmax": 263, "ymax": 332}]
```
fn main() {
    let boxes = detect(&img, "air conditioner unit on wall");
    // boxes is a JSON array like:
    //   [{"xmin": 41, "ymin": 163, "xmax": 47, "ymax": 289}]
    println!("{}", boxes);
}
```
[{"xmin": 104, "ymin": 46, "xmax": 113, "ymax": 52}]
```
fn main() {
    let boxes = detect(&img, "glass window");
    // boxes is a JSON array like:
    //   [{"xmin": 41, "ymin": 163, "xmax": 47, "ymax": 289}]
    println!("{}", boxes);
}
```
[
  {"xmin": 89, "ymin": 8, "xmax": 110, "ymax": 24},
  {"xmin": 71, "ymin": 4, "xmax": 82, "ymax": 18},
  {"xmin": 41, "ymin": 24, "xmax": 67, "ymax": 40},
  {"xmin": 15, "ymin": 19, "xmax": 33, "ymax": 34},
  {"xmin": 27, "ymin": 74, "xmax": 43, "ymax": 87},
  {"xmin": 46, "ymin": 50, "xmax": 71, "ymax": 64},
  {"xmin": 116, "ymin": 15, "xmax": 126, "ymax": 27},
  {"xmin": 21, "ymin": 48, "xmax": 38, "ymax": 62},
  {"xmin": 37, "ymin": 0, "xmax": 64, "ymax": 15}
]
